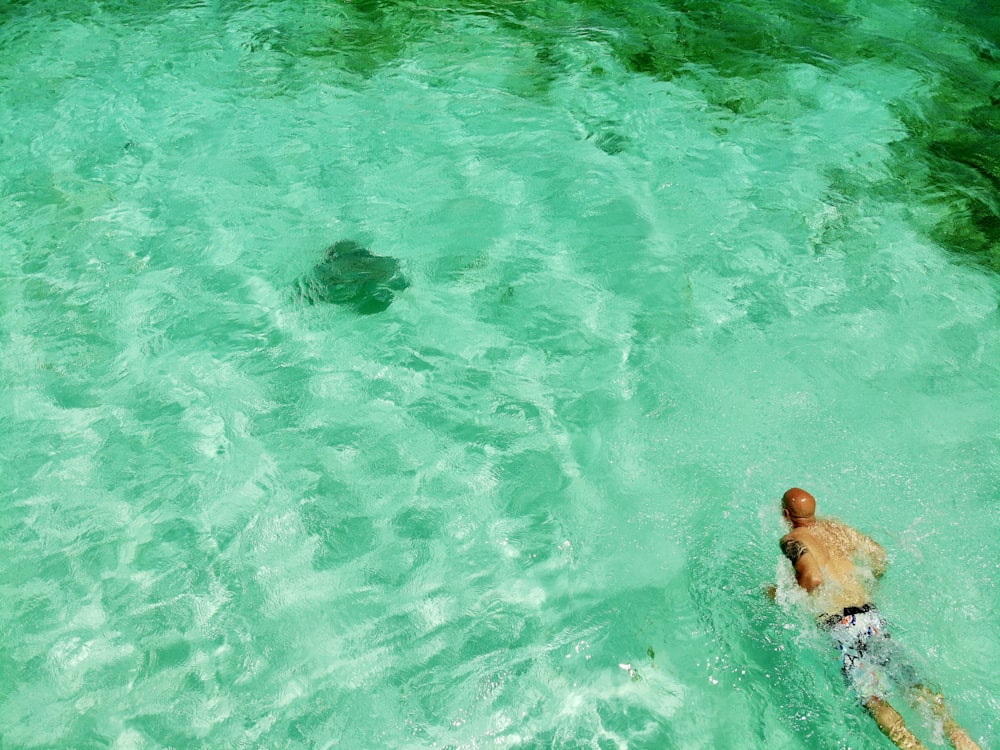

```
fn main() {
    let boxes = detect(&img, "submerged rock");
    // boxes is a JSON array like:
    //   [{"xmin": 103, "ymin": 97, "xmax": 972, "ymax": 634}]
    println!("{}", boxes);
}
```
[{"xmin": 295, "ymin": 240, "xmax": 409, "ymax": 315}]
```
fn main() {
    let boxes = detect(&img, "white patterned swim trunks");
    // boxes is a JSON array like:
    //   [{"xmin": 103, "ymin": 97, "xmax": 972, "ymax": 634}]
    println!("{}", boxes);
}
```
[{"xmin": 821, "ymin": 605, "xmax": 919, "ymax": 702}]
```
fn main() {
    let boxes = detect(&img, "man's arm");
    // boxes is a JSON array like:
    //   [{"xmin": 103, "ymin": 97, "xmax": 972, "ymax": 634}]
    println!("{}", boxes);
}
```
[
  {"xmin": 848, "ymin": 527, "xmax": 888, "ymax": 578},
  {"xmin": 780, "ymin": 534, "xmax": 823, "ymax": 592}
]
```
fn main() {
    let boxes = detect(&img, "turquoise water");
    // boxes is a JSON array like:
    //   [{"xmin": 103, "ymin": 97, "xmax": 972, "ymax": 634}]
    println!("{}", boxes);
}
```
[{"xmin": 1, "ymin": 0, "xmax": 998, "ymax": 747}]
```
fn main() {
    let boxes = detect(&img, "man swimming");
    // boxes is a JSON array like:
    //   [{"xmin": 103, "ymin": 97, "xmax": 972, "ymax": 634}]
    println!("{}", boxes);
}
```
[{"xmin": 776, "ymin": 487, "xmax": 981, "ymax": 750}]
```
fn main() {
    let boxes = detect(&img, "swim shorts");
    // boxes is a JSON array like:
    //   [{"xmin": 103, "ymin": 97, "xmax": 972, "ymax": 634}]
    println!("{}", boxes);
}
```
[{"xmin": 820, "ymin": 605, "xmax": 919, "ymax": 702}]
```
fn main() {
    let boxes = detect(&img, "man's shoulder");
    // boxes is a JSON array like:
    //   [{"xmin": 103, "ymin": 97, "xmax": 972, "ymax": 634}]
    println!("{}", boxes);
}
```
[
  {"xmin": 818, "ymin": 517, "xmax": 865, "ymax": 533},
  {"xmin": 817, "ymin": 517, "xmax": 848, "ymax": 530},
  {"xmin": 817, "ymin": 518, "xmax": 866, "ymax": 541},
  {"xmin": 779, "ymin": 532, "xmax": 812, "ymax": 562},
  {"xmin": 781, "ymin": 528, "xmax": 812, "ymax": 543}
]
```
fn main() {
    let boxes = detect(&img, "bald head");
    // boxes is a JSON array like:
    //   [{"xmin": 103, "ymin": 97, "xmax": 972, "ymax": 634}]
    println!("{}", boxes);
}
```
[{"xmin": 782, "ymin": 487, "xmax": 816, "ymax": 523}]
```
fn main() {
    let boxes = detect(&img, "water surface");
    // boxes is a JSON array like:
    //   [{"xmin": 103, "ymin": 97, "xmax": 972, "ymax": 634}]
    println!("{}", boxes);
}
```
[{"xmin": 1, "ymin": 1, "xmax": 998, "ymax": 747}]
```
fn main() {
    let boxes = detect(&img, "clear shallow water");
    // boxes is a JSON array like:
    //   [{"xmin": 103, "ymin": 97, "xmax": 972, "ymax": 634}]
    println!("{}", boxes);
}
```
[{"xmin": 1, "ymin": 0, "xmax": 998, "ymax": 747}]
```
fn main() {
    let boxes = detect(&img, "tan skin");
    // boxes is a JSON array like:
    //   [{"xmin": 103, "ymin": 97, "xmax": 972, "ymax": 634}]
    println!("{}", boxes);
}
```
[{"xmin": 776, "ymin": 488, "xmax": 981, "ymax": 750}]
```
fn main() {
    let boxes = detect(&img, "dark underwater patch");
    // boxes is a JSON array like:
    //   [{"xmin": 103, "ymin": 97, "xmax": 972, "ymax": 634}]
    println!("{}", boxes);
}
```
[
  {"xmin": 295, "ymin": 240, "xmax": 409, "ymax": 315},
  {"xmin": 915, "ymin": 102, "xmax": 1000, "ymax": 271},
  {"xmin": 247, "ymin": 0, "xmax": 1000, "ymax": 274}
]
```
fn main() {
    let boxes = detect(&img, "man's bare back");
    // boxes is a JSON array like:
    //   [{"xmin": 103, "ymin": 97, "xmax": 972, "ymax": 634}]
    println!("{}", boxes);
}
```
[
  {"xmin": 778, "ymin": 488, "xmax": 981, "ymax": 750},
  {"xmin": 780, "ymin": 516, "xmax": 887, "ymax": 617}
]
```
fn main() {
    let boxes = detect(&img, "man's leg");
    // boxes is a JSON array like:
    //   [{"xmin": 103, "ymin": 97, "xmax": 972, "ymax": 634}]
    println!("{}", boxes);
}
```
[
  {"xmin": 864, "ymin": 697, "xmax": 927, "ymax": 750},
  {"xmin": 911, "ymin": 686, "xmax": 982, "ymax": 750}
]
